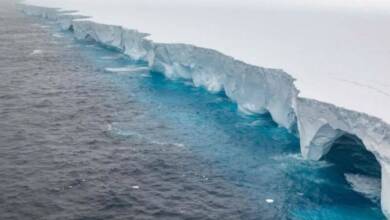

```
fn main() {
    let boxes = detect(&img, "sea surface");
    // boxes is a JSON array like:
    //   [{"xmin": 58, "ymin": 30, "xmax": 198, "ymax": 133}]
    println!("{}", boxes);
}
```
[{"xmin": 0, "ymin": 1, "xmax": 386, "ymax": 219}]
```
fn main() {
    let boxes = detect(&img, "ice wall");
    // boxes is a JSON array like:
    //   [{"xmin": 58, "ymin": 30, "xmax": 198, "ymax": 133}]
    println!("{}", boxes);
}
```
[
  {"xmin": 22, "ymin": 5, "xmax": 390, "ymax": 218},
  {"xmin": 150, "ymin": 43, "xmax": 298, "ymax": 129}
]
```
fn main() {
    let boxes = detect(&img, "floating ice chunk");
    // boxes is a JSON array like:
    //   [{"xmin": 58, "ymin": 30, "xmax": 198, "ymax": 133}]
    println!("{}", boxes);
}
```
[
  {"xmin": 30, "ymin": 49, "xmax": 42, "ymax": 55},
  {"xmin": 173, "ymin": 143, "xmax": 185, "ymax": 148},
  {"xmin": 105, "ymin": 66, "xmax": 149, "ymax": 73},
  {"xmin": 52, "ymin": 33, "xmax": 63, "ymax": 38},
  {"xmin": 265, "ymin": 199, "xmax": 274, "ymax": 203},
  {"xmin": 345, "ymin": 173, "xmax": 381, "ymax": 202},
  {"xmin": 132, "ymin": 185, "xmax": 140, "ymax": 189}
]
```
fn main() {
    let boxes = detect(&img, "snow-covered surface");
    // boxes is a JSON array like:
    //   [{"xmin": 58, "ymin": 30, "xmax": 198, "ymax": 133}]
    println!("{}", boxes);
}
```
[
  {"xmin": 21, "ymin": 1, "xmax": 390, "ymax": 218},
  {"xmin": 23, "ymin": 0, "xmax": 390, "ymax": 124}
]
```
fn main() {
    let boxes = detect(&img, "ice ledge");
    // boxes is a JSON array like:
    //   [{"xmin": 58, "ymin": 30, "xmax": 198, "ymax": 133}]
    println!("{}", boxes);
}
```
[{"xmin": 22, "ymin": 5, "xmax": 390, "ymax": 218}]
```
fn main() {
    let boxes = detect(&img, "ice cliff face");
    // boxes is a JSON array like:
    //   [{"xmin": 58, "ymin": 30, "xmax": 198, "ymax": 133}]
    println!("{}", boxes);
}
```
[
  {"xmin": 22, "ymin": 5, "xmax": 390, "ymax": 218},
  {"xmin": 150, "ymin": 43, "xmax": 298, "ymax": 129},
  {"xmin": 71, "ymin": 20, "xmax": 154, "ymax": 62}
]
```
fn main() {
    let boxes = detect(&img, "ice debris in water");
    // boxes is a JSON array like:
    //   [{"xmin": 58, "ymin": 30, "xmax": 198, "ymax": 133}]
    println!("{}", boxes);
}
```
[
  {"xmin": 52, "ymin": 33, "xmax": 63, "ymax": 38},
  {"xmin": 132, "ymin": 185, "xmax": 140, "ymax": 189},
  {"xmin": 30, "ymin": 49, "xmax": 42, "ymax": 55},
  {"xmin": 105, "ymin": 66, "xmax": 149, "ymax": 73},
  {"xmin": 266, "ymin": 199, "xmax": 274, "ymax": 203}
]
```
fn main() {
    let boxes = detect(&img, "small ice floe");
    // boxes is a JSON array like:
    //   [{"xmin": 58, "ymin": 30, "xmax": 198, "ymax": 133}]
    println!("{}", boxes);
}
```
[
  {"xmin": 30, "ymin": 49, "xmax": 43, "ymax": 55},
  {"xmin": 132, "ymin": 185, "xmax": 140, "ymax": 189},
  {"xmin": 265, "ymin": 199, "xmax": 274, "ymax": 204},
  {"xmin": 105, "ymin": 66, "xmax": 149, "ymax": 74},
  {"xmin": 52, "ymin": 33, "xmax": 63, "ymax": 38},
  {"xmin": 107, "ymin": 124, "xmax": 113, "ymax": 131},
  {"xmin": 173, "ymin": 143, "xmax": 185, "ymax": 148},
  {"xmin": 345, "ymin": 173, "xmax": 381, "ymax": 202}
]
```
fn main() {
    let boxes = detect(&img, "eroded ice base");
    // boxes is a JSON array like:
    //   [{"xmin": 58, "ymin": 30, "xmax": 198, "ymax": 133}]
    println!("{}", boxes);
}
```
[{"xmin": 22, "ymin": 5, "xmax": 390, "ymax": 218}]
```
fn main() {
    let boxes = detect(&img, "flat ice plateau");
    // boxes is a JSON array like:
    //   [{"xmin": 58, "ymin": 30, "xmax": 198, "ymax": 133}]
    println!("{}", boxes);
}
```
[{"xmin": 22, "ymin": 0, "xmax": 390, "ymax": 218}]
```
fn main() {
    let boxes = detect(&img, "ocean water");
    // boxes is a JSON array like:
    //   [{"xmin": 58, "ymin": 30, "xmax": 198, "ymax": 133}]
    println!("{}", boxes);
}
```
[{"xmin": 0, "ymin": 2, "xmax": 386, "ymax": 220}]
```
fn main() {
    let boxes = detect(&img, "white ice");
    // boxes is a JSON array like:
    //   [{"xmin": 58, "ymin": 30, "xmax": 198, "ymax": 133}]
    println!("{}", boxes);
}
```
[
  {"xmin": 23, "ymin": 0, "xmax": 390, "ymax": 124},
  {"xmin": 30, "ymin": 49, "xmax": 42, "ymax": 55},
  {"xmin": 105, "ymin": 66, "xmax": 149, "ymax": 73}
]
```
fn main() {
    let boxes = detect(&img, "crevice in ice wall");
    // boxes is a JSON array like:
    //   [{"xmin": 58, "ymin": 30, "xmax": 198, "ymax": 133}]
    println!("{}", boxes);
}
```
[{"xmin": 21, "ymin": 5, "xmax": 390, "ymax": 218}]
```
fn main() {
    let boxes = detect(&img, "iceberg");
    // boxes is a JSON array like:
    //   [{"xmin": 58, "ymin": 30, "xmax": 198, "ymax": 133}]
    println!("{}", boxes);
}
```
[{"xmin": 21, "ymin": 4, "xmax": 390, "ymax": 218}]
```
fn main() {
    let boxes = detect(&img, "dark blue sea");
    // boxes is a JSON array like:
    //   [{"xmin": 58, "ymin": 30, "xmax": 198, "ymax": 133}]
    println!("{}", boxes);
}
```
[{"xmin": 0, "ymin": 2, "xmax": 386, "ymax": 219}]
